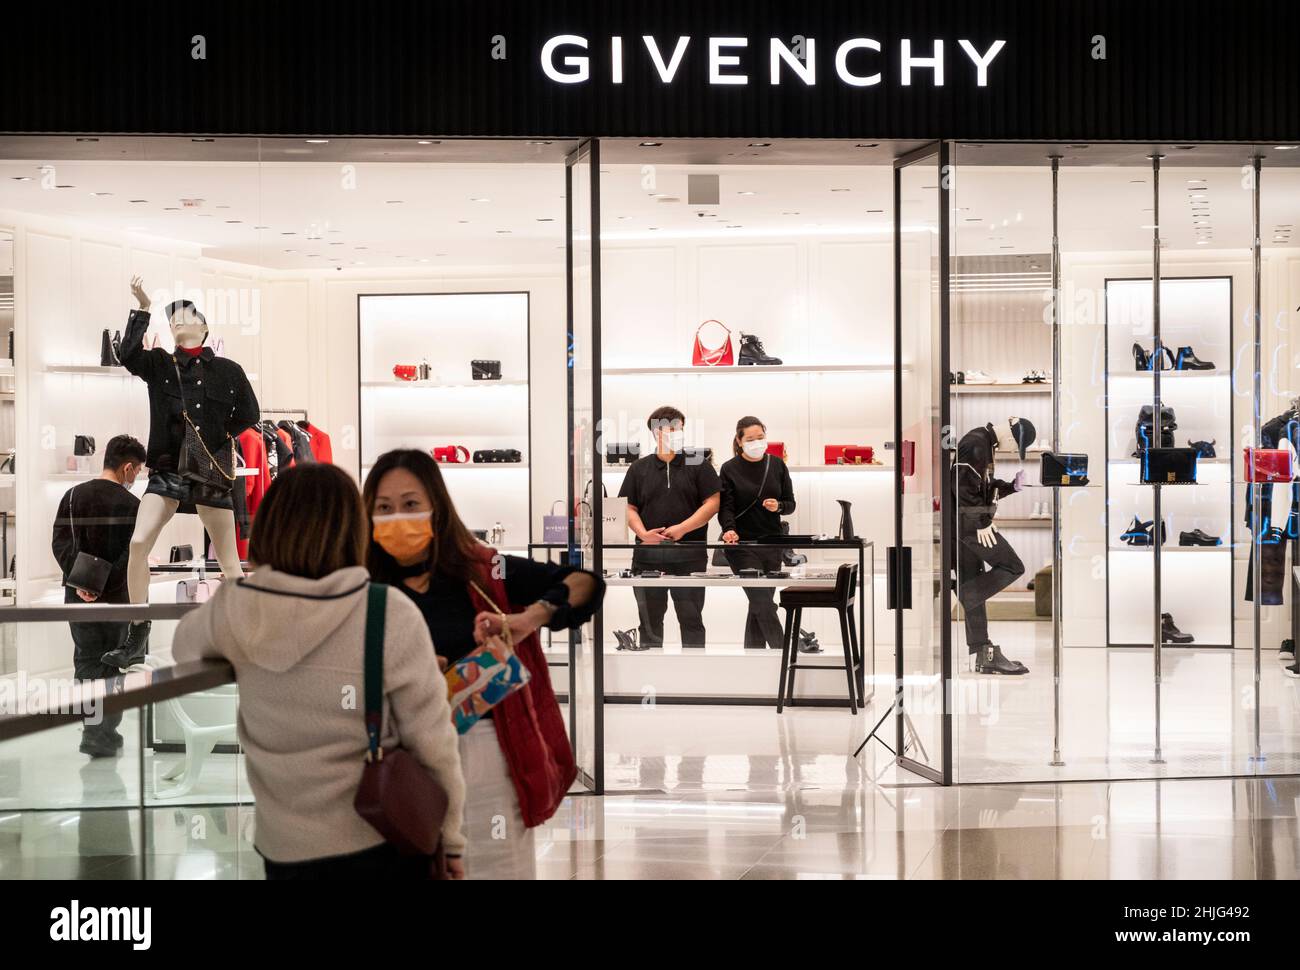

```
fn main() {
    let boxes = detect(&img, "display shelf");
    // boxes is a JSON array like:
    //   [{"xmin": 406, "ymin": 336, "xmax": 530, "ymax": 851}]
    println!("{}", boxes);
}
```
[
  {"xmin": 786, "ymin": 463, "xmax": 890, "ymax": 473},
  {"xmin": 45, "ymin": 364, "xmax": 132, "ymax": 376},
  {"xmin": 1109, "ymin": 369, "xmax": 1231, "ymax": 380},
  {"xmin": 362, "ymin": 462, "xmax": 529, "ymax": 475},
  {"xmin": 1109, "ymin": 457, "xmax": 1229, "ymax": 464},
  {"xmin": 360, "ymin": 379, "xmax": 528, "ymax": 389},
  {"xmin": 1109, "ymin": 545, "xmax": 1229, "ymax": 554},
  {"xmin": 951, "ymin": 383, "xmax": 1051, "ymax": 394},
  {"xmin": 997, "ymin": 518, "xmax": 1052, "ymax": 528},
  {"xmin": 602, "ymin": 363, "xmax": 891, "ymax": 377}
]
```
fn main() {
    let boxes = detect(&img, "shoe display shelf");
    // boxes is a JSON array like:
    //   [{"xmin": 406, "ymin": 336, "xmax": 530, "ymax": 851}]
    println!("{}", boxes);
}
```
[
  {"xmin": 1104, "ymin": 276, "xmax": 1233, "ymax": 648},
  {"xmin": 357, "ymin": 292, "xmax": 532, "ymax": 547}
]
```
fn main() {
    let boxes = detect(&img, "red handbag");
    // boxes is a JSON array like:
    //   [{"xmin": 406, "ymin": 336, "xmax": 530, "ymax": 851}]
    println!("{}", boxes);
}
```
[
  {"xmin": 1244, "ymin": 448, "xmax": 1293, "ymax": 483},
  {"xmin": 824, "ymin": 444, "xmax": 875, "ymax": 465},
  {"xmin": 691, "ymin": 320, "xmax": 734, "ymax": 367},
  {"xmin": 392, "ymin": 364, "xmax": 419, "ymax": 382},
  {"xmin": 766, "ymin": 441, "xmax": 788, "ymax": 460},
  {"xmin": 431, "ymin": 445, "xmax": 470, "ymax": 464}
]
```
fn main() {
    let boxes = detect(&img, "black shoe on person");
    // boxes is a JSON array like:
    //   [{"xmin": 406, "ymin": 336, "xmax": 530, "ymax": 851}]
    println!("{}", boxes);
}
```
[
  {"xmin": 1280, "ymin": 639, "xmax": 1295, "ymax": 662},
  {"xmin": 79, "ymin": 733, "xmax": 120, "ymax": 759},
  {"xmin": 100, "ymin": 620, "xmax": 151, "ymax": 670},
  {"xmin": 974, "ymin": 644, "xmax": 1029, "ymax": 675}
]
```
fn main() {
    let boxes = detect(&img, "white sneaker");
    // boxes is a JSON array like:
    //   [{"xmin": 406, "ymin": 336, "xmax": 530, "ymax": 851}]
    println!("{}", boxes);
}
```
[{"xmin": 963, "ymin": 369, "xmax": 996, "ymax": 384}]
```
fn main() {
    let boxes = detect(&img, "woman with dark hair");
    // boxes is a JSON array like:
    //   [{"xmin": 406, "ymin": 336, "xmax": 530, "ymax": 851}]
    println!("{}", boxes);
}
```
[
  {"xmin": 719, "ymin": 416, "xmax": 796, "ymax": 650},
  {"xmin": 173, "ymin": 463, "xmax": 466, "ymax": 879},
  {"xmin": 363, "ymin": 448, "xmax": 604, "ymax": 880}
]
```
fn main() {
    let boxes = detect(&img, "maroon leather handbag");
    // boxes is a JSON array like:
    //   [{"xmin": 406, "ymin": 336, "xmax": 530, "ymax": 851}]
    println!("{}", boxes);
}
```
[{"xmin": 353, "ymin": 583, "xmax": 450, "ymax": 875}]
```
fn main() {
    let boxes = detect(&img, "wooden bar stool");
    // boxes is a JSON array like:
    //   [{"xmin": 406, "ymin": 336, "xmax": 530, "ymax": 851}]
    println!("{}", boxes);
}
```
[{"xmin": 777, "ymin": 563, "xmax": 861, "ymax": 714}]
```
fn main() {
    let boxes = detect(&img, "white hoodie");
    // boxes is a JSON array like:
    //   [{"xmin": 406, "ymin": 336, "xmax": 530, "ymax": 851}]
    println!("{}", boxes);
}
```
[{"xmin": 173, "ymin": 565, "xmax": 466, "ymax": 862}]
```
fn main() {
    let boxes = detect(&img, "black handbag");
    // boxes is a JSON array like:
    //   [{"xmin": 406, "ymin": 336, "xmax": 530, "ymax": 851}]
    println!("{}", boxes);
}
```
[
  {"xmin": 1133, "ymin": 405, "xmax": 1176, "ymax": 457},
  {"xmin": 172, "ymin": 356, "xmax": 236, "ymax": 492},
  {"xmin": 1039, "ymin": 452, "xmax": 1089, "ymax": 486},
  {"xmin": 354, "ymin": 583, "xmax": 450, "ymax": 873},
  {"xmin": 605, "ymin": 442, "xmax": 641, "ymax": 464},
  {"xmin": 470, "ymin": 359, "xmax": 502, "ymax": 381},
  {"xmin": 1188, "ymin": 439, "xmax": 1217, "ymax": 459},
  {"xmin": 74, "ymin": 435, "xmax": 96, "ymax": 457},
  {"xmin": 1140, "ymin": 447, "xmax": 1199, "ymax": 485},
  {"xmin": 169, "ymin": 544, "xmax": 194, "ymax": 563},
  {"xmin": 65, "ymin": 485, "xmax": 112, "ymax": 596},
  {"xmin": 472, "ymin": 448, "xmax": 522, "ymax": 463},
  {"xmin": 681, "ymin": 446, "xmax": 714, "ymax": 465}
]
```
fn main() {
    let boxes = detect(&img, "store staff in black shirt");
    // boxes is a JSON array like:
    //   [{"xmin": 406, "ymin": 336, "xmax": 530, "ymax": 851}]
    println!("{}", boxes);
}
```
[
  {"xmin": 720, "ymin": 416, "xmax": 796, "ymax": 650},
  {"xmin": 51, "ymin": 435, "xmax": 146, "ymax": 757},
  {"xmin": 618, "ymin": 405, "xmax": 721, "ymax": 649}
]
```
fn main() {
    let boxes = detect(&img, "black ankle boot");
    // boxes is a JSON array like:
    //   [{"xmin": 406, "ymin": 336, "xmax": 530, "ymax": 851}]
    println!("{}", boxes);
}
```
[
  {"xmin": 737, "ymin": 332, "xmax": 782, "ymax": 366},
  {"xmin": 1161, "ymin": 613, "xmax": 1194, "ymax": 645},
  {"xmin": 1132, "ymin": 342, "xmax": 1152, "ymax": 371},
  {"xmin": 974, "ymin": 643, "xmax": 1029, "ymax": 675},
  {"xmin": 101, "ymin": 620, "xmax": 151, "ymax": 670},
  {"xmin": 1173, "ymin": 346, "xmax": 1215, "ymax": 371}
]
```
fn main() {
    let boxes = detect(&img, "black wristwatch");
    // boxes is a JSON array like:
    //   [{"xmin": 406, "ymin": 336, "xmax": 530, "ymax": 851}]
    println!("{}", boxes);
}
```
[{"xmin": 536, "ymin": 584, "xmax": 571, "ymax": 629}]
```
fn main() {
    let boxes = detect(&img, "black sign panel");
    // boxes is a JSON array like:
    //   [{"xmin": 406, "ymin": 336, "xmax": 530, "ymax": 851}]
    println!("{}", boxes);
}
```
[{"xmin": 2, "ymin": 0, "xmax": 1297, "ymax": 142}]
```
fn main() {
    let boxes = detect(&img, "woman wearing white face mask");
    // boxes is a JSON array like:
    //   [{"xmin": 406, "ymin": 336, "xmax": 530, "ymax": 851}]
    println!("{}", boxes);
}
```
[{"xmin": 719, "ymin": 416, "xmax": 796, "ymax": 650}]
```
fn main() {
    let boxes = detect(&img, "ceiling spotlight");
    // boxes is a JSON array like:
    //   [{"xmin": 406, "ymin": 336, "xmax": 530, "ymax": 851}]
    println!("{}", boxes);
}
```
[
  {"xmin": 738, "ymin": 191, "xmax": 756, "ymax": 196},
  {"xmin": 856, "ymin": 143, "xmax": 880, "ymax": 148},
  {"xmin": 305, "ymin": 139, "xmax": 330, "ymax": 145},
  {"xmin": 129, "ymin": 199, "xmax": 148, "ymax": 203},
  {"xmin": 75, "ymin": 137, "xmax": 99, "ymax": 143},
  {"xmin": 1275, "ymin": 146, "xmax": 1300, "ymax": 151},
  {"xmin": 639, "ymin": 141, "xmax": 662, "ymax": 148},
  {"xmin": 747, "ymin": 143, "xmax": 771, "ymax": 148},
  {"xmin": 416, "ymin": 140, "xmax": 440, "ymax": 145},
  {"xmin": 470, "ymin": 197, "xmax": 491, "ymax": 203},
  {"xmin": 536, "ymin": 218, "xmax": 555, "ymax": 222},
  {"xmin": 90, "ymin": 192, "xmax": 112, "ymax": 197},
  {"xmin": 10, "ymin": 176, "xmax": 31, "ymax": 182},
  {"xmin": 831, "ymin": 188, "xmax": 851, "ymax": 193},
  {"xmin": 224, "ymin": 220, "xmax": 242, "ymax": 224},
  {"xmin": 191, "ymin": 138, "xmax": 215, "ymax": 143},
  {"xmin": 386, "ymin": 200, "xmax": 404, "ymax": 204},
  {"xmin": 55, "ymin": 184, "xmax": 75, "ymax": 189}
]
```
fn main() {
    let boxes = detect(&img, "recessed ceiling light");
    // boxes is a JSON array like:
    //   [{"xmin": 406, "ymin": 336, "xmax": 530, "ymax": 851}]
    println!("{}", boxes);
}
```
[
  {"xmin": 281, "ymin": 231, "xmax": 296, "ymax": 236},
  {"xmin": 1140, "ymin": 224, "xmax": 1159, "ymax": 230},
  {"xmin": 639, "ymin": 142, "xmax": 662, "ymax": 148},
  {"xmin": 856, "ymin": 143, "xmax": 880, "ymax": 148},
  {"xmin": 1174, "ymin": 145, "xmax": 1196, "ymax": 150},
  {"xmin": 457, "ymin": 220, "xmax": 470, "ymax": 224},
  {"xmin": 470, "ymin": 197, "xmax": 491, "ymax": 203},
  {"xmin": 738, "ymin": 191, "xmax": 756, "ymax": 196},
  {"xmin": 747, "ymin": 143, "xmax": 771, "ymax": 148},
  {"xmin": 1130, "ymin": 180, "xmax": 1146, "ymax": 184},
  {"xmin": 329, "ymin": 241, "xmax": 344, "ymax": 246},
  {"xmin": 55, "ymin": 184, "xmax": 75, "ymax": 189},
  {"xmin": 191, "ymin": 138, "xmax": 214, "ymax": 143},
  {"xmin": 1275, "ymin": 146, "xmax": 1299, "ymax": 151},
  {"xmin": 10, "ymin": 176, "xmax": 31, "ymax": 182},
  {"xmin": 386, "ymin": 200, "xmax": 404, "ymax": 204},
  {"xmin": 416, "ymin": 140, "xmax": 440, "ymax": 145},
  {"xmin": 536, "ymin": 218, "xmax": 555, "ymax": 222},
  {"xmin": 128, "ymin": 199, "xmax": 148, "ymax": 203},
  {"xmin": 305, "ymin": 139, "xmax": 329, "ymax": 145},
  {"xmin": 224, "ymin": 220, "xmax": 242, "ymax": 224},
  {"xmin": 75, "ymin": 137, "xmax": 98, "ymax": 143},
  {"xmin": 830, "ymin": 188, "xmax": 851, "ymax": 193},
  {"xmin": 284, "ymin": 249, "xmax": 296, "ymax": 254},
  {"xmin": 496, "ymin": 229, "xmax": 512, "ymax": 234},
  {"xmin": 164, "ymin": 206, "xmax": 180, "ymax": 211},
  {"xmin": 90, "ymin": 191, "xmax": 112, "ymax": 197}
]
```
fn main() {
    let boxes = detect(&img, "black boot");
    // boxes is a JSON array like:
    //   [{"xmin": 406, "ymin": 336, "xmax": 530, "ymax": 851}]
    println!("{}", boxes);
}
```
[
  {"xmin": 1132, "ymin": 342, "xmax": 1152, "ymax": 371},
  {"xmin": 1161, "ymin": 613, "xmax": 1194, "ymax": 645},
  {"xmin": 101, "ymin": 620, "xmax": 151, "ymax": 670},
  {"xmin": 1173, "ymin": 346, "xmax": 1215, "ymax": 371},
  {"xmin": 79, "ymin": 732, "xmax": 120, "ymax": 759},
  {"xmin": 737, "ymin": 332, "xmax": 782, "ymax": 366},
  {"xmin": 974, "ymin": 643, "xmax": 1029, "ymax": 675}
]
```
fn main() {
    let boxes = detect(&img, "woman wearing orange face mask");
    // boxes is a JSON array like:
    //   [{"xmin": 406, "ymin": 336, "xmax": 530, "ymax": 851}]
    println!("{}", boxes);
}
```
[{"xmin": 363, "ymin": 449, "xmax": 603, "ymax": 880}]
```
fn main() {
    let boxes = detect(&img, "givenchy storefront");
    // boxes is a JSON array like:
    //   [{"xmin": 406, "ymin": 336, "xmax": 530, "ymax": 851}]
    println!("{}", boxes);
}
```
[{"xmin": 1, "ymin": 0, "xmax": 1299, "ymax": 808}]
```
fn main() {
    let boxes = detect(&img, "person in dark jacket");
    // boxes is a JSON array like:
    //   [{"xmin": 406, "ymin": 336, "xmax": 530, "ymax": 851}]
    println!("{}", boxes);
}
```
[
  {"xmin": 104, "ymin": 276, "xmax": 260, "ymax": 671},
  {"xmin": 363, "ymin": 448, "xmax": 604, "ymax": 880},
  {"xmin": 719, "ymin": 415, "xmax": 795, "ymax": 650},
  {"xmin": 954, "ymin": 423, "xmax": 1029, "ymax": 675},
  {"xmin": 51, "ymin": 435, "xmax": 146, "ymax": 756}
]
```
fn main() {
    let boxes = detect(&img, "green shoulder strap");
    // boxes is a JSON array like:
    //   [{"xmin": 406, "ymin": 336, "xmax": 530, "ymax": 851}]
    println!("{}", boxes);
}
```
[{"xmin": 363, "ymin": 583, "xmax": 388, "ymax": 757}]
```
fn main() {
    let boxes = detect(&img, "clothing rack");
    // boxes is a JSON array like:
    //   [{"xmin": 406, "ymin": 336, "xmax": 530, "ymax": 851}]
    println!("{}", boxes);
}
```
[{"xmin": 260, "ymin": 408, "xmax": 308, "ymax": 422}]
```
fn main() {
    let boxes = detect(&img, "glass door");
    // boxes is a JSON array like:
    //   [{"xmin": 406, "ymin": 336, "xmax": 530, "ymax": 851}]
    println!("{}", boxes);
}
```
[
  {"xmin": 566, "ymin": 139, "xmax": 603, "ymax": 792},
  {"xmin": 892, "ymin": 143, "xmax": 952, "ymax": 783}
]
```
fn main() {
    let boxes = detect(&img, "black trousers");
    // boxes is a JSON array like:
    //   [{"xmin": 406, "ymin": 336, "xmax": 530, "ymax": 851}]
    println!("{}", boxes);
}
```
[
  {"xmin": 725, "ymin": 546, "xmax": 785, "ymax": 649},
  {"xmin": 262, "ymin": 842, "xmax": 439, "ymax": 880},
  {"xmin": 70, "ymin": 619, "xmax": 126, "ymax": 743},
  {"xmin": 956, "ymin": 531, "xmax": 1025, "ymax": 649},
  {"xmin": 632, "ymin": 558, "xmax": 707, "ymax": 648}
]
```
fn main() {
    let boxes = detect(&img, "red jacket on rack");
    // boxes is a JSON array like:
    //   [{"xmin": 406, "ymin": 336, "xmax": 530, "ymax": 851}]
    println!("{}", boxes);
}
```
[
  {"xmin": 303, "ymin": 421, "xmax": 333, "ymax": 464},
  {"xmin": 465, "ymin": 544, "xmax": 577, "ymax": 827},
  {"xmin": 236, "ymin": 427, "xmax": 271, "ymax": 558}
]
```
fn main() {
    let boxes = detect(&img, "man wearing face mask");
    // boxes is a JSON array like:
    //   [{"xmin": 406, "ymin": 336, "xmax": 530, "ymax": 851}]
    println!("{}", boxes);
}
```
[
  {"xmin": 100, "ymin": 276, "xmax": 260, "ymax": 670},
  {"xmin": 618, "ymin": 405, "xmax": 721, "ymax": 649}
]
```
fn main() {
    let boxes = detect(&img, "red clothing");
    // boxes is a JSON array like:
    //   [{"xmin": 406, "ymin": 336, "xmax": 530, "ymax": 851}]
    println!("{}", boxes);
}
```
[
  {"xmin": 303, "ymin": 422, "xmax": 333, "ymax": 464},
  {"xmin": 235, "ymin": 428, "xmax": 271, "ymax": 558},
  {"xmin": 466, "ymin": 545, "xmax": 577, "ymax": 828},
  {"xmin": 176, "ymin": 344, "xmax": 203, "ymax": 358}
]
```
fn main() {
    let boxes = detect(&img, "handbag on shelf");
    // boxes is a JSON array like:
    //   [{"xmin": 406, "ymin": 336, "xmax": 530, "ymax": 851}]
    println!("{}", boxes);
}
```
[
  {"xmin": 1243, "ymin": 447, "xmax": 1292, "ymax": 483},
  {"xmin": 765, "ymin": 441, "xmax": 788, "ymax": 461},
  {"xmin": 175, "ymin": 578, "xmax": 212, "ymax": 603},
  {"xmin": 65, "ymin": 485, "xmax": 112, "ymax": 596},
  {"xmin": 542, "ymin": 501, "xmax": 568, "ymax": 544},
  {"xmin": 680, "ymin": 446, "xmax": 713, "ymax": 466},
  {"xmin": 431, "ymin": 445, "xmax": 470, "ymax": 464},
  {"xmin": 445, "ymin": 580, "xmax": 533, "ymax": 735},
  {"xmin": 1039, "ymin": 452, "xmax": 1090, "ymax": 487},
  {"xmin": 1133, "ymin": 405, "xmax": 1177, "ymax": 457},
  {"xmin": 472, "ymin": 448, "xmax": 522, "ymax": 464},
  {"xmin": 354, "ymin": 584, "xmax": 450, "ymax": 869},
  {"xmin": 605, "ymin": 441, "xmax": 641, "ymax": 464},
  {"xmin": 74, "ymin": 435, "xmax": 96, "ymax": 457},
  {"xmin": 1140, "ymin": 447, "xmax": 1199, "ymax": 485},
  {"xmin": 825, "ymin": 444, "xmax": 875, "ymax": 465},
  {"xmin": 691, "ymin": 319, "xmax": 734, "ymax": 367},
  {"xmin": 169, "ymin": 544, "xmax": 195, "ymax": 563},
  {"xmin": 171, "ymin": 357, "xmax": 236, "ymax": 493},
  {"xmin": 470, "ymin": 359, "xmax": 502, "ymax": 381}
]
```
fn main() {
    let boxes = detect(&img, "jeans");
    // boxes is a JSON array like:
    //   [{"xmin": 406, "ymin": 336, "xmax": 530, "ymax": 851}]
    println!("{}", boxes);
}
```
[
  {"xmin": 957, "ymin": 531, "xmax": 1025, "ymax": 649},
  {"xmin": 724, "ymin": 546, "xmax": 785, "ymax": 649},
  {"xmin": 632, "ymin": 558, "xmax": 707, "ymax": 648},
  {"xmin": 70, "ymin": 619, "xmax": 126, "ymax": 745}
]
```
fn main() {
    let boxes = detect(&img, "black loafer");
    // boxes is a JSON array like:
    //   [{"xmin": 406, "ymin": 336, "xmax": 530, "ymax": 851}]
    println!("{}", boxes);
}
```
[{"xmin": 1179, "ymin": 529, "xmax": 1222, "ymax": 546}]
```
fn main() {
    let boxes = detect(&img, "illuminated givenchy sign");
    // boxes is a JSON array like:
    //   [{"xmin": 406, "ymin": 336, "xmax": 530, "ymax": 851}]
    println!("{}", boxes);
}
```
[{"xmin": 540, "ymin": 35, "xmax": 1007, "ymax": 88}]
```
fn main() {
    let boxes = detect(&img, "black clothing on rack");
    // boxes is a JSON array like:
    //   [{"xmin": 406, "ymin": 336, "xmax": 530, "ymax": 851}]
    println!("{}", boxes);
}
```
[{"xmin": 277, "ymin": 420, "xmax": 315, "ymax": 464}]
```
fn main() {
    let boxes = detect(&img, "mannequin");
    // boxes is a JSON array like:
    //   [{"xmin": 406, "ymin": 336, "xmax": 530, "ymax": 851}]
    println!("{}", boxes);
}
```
[
  {"xmin": 101, "ymin": 276, "xmax": 259, "ymax": 669},
  {"xmin": 953, "ymin": 420, "xmax": 1031, "ymax": 675}
]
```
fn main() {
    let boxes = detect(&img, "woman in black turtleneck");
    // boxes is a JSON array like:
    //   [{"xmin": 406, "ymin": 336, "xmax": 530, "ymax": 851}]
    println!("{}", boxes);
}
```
[{"xmin": 719, "ymin": 415, "xmax": 796, "ymax": 650}]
